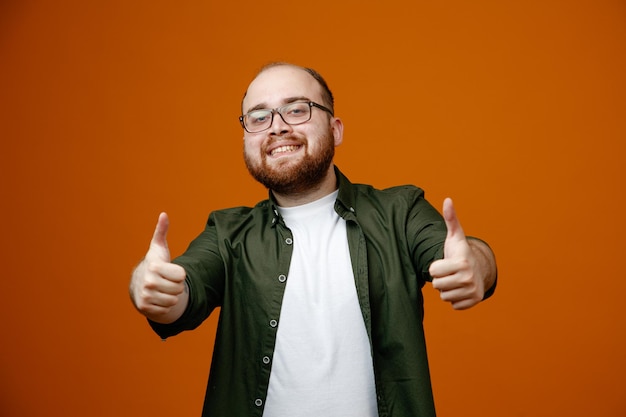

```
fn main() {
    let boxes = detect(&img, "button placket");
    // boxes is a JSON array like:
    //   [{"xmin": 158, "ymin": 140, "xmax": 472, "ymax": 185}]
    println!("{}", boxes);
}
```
[{"xmin": 253, "ymin": 223, "xmax": 292, "ymax": 413}]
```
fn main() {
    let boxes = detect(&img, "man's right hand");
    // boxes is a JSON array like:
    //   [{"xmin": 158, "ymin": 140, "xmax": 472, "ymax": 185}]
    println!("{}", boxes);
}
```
[{"xmin": 129, "ymin": 212, "xmax": 188, "ymax": 324}]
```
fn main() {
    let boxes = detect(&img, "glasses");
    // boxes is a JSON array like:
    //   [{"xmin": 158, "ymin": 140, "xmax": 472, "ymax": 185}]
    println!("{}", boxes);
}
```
[{"xmin": 239, "ymin": 101, "xmax": 334, "ymax": 133}]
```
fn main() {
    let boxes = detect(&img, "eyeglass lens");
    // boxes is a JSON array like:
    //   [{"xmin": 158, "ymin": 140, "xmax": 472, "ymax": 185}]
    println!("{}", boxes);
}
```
[{"xmin": 244, "ymin": 102, "xmax": 312, "ymax": 133}]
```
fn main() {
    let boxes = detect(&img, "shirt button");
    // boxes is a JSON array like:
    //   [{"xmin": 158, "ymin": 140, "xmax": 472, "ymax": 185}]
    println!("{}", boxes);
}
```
[
  {"xmin": 255, "ymin": 398, "xmax": 263, "ymax": 407},
  {"xmin": 278, "ymin": 274, "xmax": 287, "ymax": 283},
  {"xmin": 269, "ymin": 319, "xmax": 278, "ymax": 328},
  {"xmin": 262, "ymin": 356, "xmax": 271, "ymax": 364},
  {"xmin": 285, "ymin": 237, "xmax": 293, "ymax": 245}
]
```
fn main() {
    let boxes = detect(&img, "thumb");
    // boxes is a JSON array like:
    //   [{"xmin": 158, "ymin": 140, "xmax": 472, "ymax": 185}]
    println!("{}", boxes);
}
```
[
  {"xmin": 150, "ymin": 212, "xmax": 171, "ymax": 261},
  {"xmin": 443, "ymin": 198, "xmax": 466, "ymax": 243}
]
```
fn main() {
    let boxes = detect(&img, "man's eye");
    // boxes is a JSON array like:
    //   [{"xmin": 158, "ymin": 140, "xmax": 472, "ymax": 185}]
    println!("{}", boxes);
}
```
[
  {"xmin": 249, "ymin": 111, "xmax": 270, "ymax": 124},
  {"xmin": 285, "ymin": 104, "xmax": 308, "ymax": 116}
]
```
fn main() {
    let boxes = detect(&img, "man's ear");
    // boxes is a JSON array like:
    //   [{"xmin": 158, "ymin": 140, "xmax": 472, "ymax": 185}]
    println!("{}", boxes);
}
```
[{"xmin": 331, "ymin": 117, "xmax": 344, "ymax": 146}]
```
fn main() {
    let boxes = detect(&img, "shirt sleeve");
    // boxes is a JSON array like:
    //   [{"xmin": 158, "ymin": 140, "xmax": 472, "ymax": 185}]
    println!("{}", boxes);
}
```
[{"xmin": 404, "ymin": 190, "xmax": 448, "ymax": 283}]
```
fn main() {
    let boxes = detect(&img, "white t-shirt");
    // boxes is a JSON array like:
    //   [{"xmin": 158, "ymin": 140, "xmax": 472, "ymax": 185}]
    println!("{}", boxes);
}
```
[{"xmin": 263, "ymin": 191, "xmax": 378, "ymax": 417}]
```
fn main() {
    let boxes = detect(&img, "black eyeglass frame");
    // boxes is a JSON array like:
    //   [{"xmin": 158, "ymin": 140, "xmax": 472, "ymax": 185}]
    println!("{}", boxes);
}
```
[{"xmin": 239, "ymin": 101, "xmax": 334, "ymax": 133}]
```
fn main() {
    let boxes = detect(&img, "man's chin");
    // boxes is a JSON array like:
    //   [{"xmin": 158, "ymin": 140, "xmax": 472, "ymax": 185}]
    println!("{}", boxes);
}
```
[
  {"xmin": 244, "ymin": 136, "xmax": 335, "ymax": 194},
  {"xmin": 266, "ymin": 153, "xmax": 303, "ymax": 167}
]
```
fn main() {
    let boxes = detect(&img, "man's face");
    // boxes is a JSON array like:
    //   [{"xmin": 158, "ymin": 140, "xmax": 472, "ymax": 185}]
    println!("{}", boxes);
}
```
[{"xmin": 242, "ymin": 65, "xmax": 342, "ymax": 195}]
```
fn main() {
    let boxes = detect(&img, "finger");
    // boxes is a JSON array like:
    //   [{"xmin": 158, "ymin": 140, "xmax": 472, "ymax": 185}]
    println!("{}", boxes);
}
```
[
  {"xmin": 431, "ymin": 270, "xmax": 468, "ymax": 291},
  {"xmin": 149, "ymin": 212, "xmax": 172, "ymax": 262},
  {"xmin": 151, "ymin": 212, "xmax": 170, "ymax": 250},
  {"xmin": 431, "ymin": 275, "xmax": 447, "ymax": 291},
  {"xmin": 141, "ymin": 290, "xmax": 182, "ymax": 309},
  {"xmin": 150, "ymin": 262, "xmax": 186, "ymax": 283},
  {"xmin": 442, "ymin": 198, "xmax": 465, "ymax": 241},
  {"xmin": 434, "ymin": 276, "xmax": 472, "ymax": 295},
  {"xmin": 145, "ymin": 276, "xmax": 186, "ymax": 296},
  {"xmin": 429, "ymin": 259, "xmax": 459, "ymax": 279},
  {"xmin": 433, "ymin": 277, "xmax": 479, "ymax": 306},
  {"xmin": 443, "ymin": 290, "xmax": 482, "ymax": 310}
]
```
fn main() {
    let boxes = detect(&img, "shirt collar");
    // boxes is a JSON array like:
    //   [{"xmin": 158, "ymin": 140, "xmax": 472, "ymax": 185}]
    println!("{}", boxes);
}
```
[
  {"xmin": 334, "ymin": 166, "xmax": 358, "ymax": 219},
  {"xmin": 267, "ymin": 166, "xmax": 358, "ymax": 226}
]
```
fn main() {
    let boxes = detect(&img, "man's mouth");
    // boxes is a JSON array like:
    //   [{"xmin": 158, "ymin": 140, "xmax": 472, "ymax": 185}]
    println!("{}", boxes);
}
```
[{"xmin": 270, "ymin": 145, "xmax": 301, "ymax": 156}]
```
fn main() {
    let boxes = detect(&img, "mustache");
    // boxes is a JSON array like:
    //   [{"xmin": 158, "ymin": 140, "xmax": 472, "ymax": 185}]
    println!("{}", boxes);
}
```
[{"xmin": 266, "ymin": 133, "xmax": 305, "ymax": 143}]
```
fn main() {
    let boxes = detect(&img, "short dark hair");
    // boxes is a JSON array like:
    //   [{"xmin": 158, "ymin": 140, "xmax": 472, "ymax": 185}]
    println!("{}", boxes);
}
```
[{"xmin": 242, "ymin": 62, "xmax": 335, "ymax": 114}]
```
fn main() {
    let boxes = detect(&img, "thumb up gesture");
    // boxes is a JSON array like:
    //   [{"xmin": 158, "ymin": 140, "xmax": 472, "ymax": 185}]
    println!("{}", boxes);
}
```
[
  {"xmin": 429, "ymin": 199, "xmax": 494, "ymax": 310},
  {"xmin": 129, "ymin": 213, "xmax": 188, "ymax": 323}
]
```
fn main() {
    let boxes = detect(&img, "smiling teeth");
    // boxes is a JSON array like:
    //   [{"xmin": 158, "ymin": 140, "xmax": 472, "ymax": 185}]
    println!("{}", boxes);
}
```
[{"xmin": 271, "ymin": 145, "xmax": 299, "ymax": 156}]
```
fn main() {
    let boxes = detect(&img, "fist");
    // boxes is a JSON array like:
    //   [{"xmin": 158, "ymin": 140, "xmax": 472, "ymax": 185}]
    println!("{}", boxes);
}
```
[
  {"xmin": 130, "ymin": 212, "xmax": 187, "ymax": 320},
  {"xmin": 429, "ymin": 198, "xmax": 485, "ymax": 310}
]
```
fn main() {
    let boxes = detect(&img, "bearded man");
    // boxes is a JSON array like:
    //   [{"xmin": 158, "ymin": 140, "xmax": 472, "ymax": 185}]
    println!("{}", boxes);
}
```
[{"xmin": 129, "ymin": 62, "xmax": 497, "ymax": 417}]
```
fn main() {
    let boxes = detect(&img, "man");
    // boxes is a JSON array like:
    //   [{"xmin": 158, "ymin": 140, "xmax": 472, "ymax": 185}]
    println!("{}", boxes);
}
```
[{"xmin": 129, "ymin": 63, "xmax": 497, "ymax": 417}]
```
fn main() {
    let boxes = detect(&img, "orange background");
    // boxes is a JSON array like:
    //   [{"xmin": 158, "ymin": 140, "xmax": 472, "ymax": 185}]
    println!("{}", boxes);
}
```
[{"xmin": 1, "ymin": 1, "xmax": 625, "ymax": 416}]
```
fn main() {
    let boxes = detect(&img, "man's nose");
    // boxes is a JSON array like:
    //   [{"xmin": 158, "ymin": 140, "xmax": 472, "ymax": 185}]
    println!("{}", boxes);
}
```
[{"xmin": 269, "ymin": 111, "xmax": 292, "ymax": 135}]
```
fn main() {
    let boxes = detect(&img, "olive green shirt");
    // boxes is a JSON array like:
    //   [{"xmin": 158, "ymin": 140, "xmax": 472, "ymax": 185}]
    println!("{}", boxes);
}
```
[{"xmin": 150, "ymin": 167, "xmax": 460, "ymax": 417}]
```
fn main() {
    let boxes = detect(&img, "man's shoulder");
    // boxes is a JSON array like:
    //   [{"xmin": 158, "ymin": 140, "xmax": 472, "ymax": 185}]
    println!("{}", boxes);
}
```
[
  {"xmin": 352, "ymin": 181, "xmax": 426, "ymax": 200},
  {"xmin": 211, "ymin": 199, "xmax": 269, "ymax": 214},
  {"xmin": 207, "ymin": 200, "xmax": 272, "ymax": 228}
]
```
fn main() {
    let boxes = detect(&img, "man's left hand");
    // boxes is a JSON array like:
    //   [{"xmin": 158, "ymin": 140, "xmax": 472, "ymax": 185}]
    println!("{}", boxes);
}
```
[{"xmin": 429, "ymin": 198, "xmax": 486, "ymax": 310}]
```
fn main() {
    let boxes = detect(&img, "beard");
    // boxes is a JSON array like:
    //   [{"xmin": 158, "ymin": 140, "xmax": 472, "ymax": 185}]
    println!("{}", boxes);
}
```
[{"xmin": 244, "ymin": 132, "xmax": 335, "ymax": 195}]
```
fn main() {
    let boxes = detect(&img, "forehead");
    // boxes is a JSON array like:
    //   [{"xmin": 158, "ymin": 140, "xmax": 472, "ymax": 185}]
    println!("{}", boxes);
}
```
[{"xmin": 243, "ymin": 66, "xmax": 323, "ymax": 112}]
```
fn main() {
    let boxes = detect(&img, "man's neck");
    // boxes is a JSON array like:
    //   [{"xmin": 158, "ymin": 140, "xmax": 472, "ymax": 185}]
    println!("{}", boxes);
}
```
[{"xmin": 272, "ymin": 165, "xmax": 338, "ymax": 208}]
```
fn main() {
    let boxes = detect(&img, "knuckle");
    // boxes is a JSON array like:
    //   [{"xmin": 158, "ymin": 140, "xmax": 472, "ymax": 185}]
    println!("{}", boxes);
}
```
[
  {"xmin": 146, "ymin": 260, "xmax": 161, "ymax": 274},
  {"xmin": 142, "ymin": 275, "xmax": 159, "ymax": 290}
]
